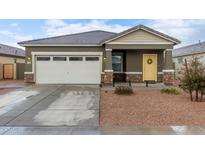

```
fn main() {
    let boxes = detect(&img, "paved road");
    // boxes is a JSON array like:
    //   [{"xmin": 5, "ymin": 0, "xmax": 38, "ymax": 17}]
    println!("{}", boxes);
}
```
[{"xmin": 0, "ymin": 85, "xmax": 99, "ymax": 127}]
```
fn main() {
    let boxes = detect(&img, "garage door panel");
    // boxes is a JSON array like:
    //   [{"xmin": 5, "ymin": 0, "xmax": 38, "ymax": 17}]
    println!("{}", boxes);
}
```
[
  {"xmin": 36, "ymin": 61, "xmax": 69, "ymax": 84},
  {"xmin": 68, "ymin": 61, "xmax": 100, "ymax": 84},
  {"xmin": 35, "ymin": 55, "xmax": 101, "ymax": 84}
]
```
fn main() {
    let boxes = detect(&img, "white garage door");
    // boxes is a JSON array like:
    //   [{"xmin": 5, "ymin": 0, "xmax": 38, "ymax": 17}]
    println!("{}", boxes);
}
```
[{"xmin": 35, "ymin": 55, "xmax": 101, "ymax": 84}]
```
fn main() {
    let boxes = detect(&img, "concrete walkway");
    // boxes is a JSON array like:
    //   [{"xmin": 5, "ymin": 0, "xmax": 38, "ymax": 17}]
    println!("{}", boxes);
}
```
[{"xmin": 0, "ymin": 85, "xmax": 99, "ymax": 127}]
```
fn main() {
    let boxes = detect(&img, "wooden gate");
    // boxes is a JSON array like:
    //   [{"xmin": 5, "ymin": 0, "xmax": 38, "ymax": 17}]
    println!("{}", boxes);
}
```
[{"xmin": 3, "ymin": 64, "xmax": 14, "ymax": 79}]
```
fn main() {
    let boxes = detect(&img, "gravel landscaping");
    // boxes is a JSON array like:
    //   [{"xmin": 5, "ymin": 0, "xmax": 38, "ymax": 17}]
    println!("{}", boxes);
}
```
[{"xmin": 100, "ymin": 87, "xmax": 205, "ymax": 127}]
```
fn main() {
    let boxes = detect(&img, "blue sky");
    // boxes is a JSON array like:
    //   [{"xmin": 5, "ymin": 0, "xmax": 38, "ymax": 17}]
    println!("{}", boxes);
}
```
[{"xmin": 1, "ymin": 19, "xmax": 205, "ymax": 48}]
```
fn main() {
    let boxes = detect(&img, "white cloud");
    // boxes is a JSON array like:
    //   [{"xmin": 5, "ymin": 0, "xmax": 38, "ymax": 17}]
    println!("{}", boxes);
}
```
[
  {"xmin": 147, "ymin": 19, "xmax": 205, "ymax": 47},
  {"xmin": 44, "ymin": 19, "xmax": 205, "ymax": 48},
  {"xmin": 44, "ymin": 19, "xmax": 130, "ymax": 36},
  {"xmin": 14, "ymin": 34, "xmax": 33, "ymax": 41},
  {"xmin": 0, "ymin": 30, "xmax": 13, "ymax": 36},
  {"xmin": 45, "ymin": 19, "xmax": 66, "ymax": 28},
  {"xmin": 11, "ymin": 23, "xmax": 18, "ymax": 27},
  {"xmin": 3, "ymin": 42, "xmax": 24, "ymax": 49},
  {"xmin": 0, "ymin": 29, "xmax": 32, "ymax": 49},
  {"xmin": 0, "ymin": 30, "xmax": 33, "ymax": 42}
]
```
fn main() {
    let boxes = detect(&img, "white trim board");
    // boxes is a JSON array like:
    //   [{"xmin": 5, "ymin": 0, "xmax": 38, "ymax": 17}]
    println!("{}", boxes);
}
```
[
  {"xmin": 125, "ymin": 72, "xmax": 142, "ymax": 74},
  {"xmin": 20, "ymin": 44, "xmax": 101, "ymax": 47},
  {"xmin": 31, "ymin": 51, "xmax": 103, "ymax": 56},
  {"xmin": 162, "ymin": 70, "xmax": 175, "ymax": 72},
  {"xmin": 24, "ymin": 72, "xmax": 34, "ymax": 74},
  {"xmin": 104, "ymin": 70, "xmax": 113, "ymax": 72},
  {"xmin": 107, "ymin": 42, "xmax": 173, "ymax": 45}
]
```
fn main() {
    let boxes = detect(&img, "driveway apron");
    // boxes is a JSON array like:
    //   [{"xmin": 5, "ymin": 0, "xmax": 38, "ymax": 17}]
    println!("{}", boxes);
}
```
[{"xmin": 0, "ymin": 85, "xmax": 99, "ymax": 127}]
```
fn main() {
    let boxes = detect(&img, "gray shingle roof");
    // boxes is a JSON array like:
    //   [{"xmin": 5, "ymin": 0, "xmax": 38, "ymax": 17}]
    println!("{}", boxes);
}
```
[
  {"xmin": 18, "ymin": 25, "xmax": 180, "ymax": 46},
  {"xmin": 173, "ymin": 41, "xmax": 205, "ymax": 57},
  {"xmin": 18, "ymin": 30, "xmax": 116, "ymax": 45},
  {"xmin": 0, "ymin": 43, "xmax": 25, "ymax": 58}
]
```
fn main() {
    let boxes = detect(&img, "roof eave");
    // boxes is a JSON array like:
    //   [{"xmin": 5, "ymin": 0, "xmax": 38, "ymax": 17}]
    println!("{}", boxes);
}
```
[
  {"xmin": 173, "ymin": 50, "xmax": 205, "ymax": 58},
  {"xmin": 18, "ymin": 43, "xmax": 102, "ymax": 47},
  {"xmin": 0, "ymin": 53, "xmax": 25, "ymax": 58}
]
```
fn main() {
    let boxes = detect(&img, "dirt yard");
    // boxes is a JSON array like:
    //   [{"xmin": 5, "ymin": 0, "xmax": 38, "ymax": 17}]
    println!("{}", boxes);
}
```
[{"xmin": 100, "ymin": 87, "xmax": 205, "ymax": 127}]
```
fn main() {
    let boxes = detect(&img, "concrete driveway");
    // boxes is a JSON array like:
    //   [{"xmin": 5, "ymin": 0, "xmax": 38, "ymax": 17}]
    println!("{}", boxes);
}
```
[{"xmin": 0, "ymin": 85, "xmax": 99, "ymax": 130}]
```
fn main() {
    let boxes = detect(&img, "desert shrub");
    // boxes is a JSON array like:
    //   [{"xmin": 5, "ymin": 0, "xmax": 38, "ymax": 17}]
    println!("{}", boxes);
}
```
[
  {"xmin": 161, "ymin": 87, "xmax": 179, "ymax": 95},
  {"xmin": 179, "ymin": 56, "xmax": 205, "ymax": 102},
  {"xmin": 114, "ymin": 86, "xmax": 133, "ymax": 95}
]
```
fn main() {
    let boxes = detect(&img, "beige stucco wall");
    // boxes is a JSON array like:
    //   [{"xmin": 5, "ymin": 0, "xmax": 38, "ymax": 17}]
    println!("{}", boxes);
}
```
[
  {"xmin": 0, "ymin": 56, "xmax": 25, "ymax": 80},
  {"xmin": 173, "ymin": 52, "xmax": 205, "ymax": 78}
]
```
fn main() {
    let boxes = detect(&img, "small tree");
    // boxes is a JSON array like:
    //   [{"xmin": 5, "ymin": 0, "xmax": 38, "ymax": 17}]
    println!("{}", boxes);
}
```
[{"xmin": 179, "ymin": 56, "xmax": 205, "ymax": 102}]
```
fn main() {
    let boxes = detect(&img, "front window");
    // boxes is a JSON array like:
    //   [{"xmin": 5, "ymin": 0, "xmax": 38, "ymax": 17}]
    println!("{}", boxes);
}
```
[{"xmin": 112, "ymin": 53, "xmax": 123, "ymax": 72}]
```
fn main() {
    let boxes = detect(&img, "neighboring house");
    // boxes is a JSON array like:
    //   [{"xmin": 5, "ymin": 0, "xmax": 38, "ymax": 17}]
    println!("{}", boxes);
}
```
[
  {"xmin": 173, "ymin": 41, "xmax": 205, "ymax": 78},
  {"xmin": 18, "ymin": 25, "xmax": 180, "ymax": 85},
  {"xmin": 0, "ymin": 44, "xmax": 25, "ymax": 80}
]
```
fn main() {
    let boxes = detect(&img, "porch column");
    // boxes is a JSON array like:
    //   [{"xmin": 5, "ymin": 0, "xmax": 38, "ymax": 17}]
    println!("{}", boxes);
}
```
[
  {"xmin": 24, "ymin": 49, "xmax": 34, "ymax": 83},
  {"xmin": 163, "ymin": 49, "xmax": 174, "ymax": 85},
  {"xmin": 103, "ymin": 48, "xmax": 113, "ymax": 84}
]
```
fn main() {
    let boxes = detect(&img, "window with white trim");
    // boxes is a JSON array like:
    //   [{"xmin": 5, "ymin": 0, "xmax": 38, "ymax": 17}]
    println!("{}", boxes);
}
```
[{"xmin": 112, "ymin": 53, "xmax": 123, "ymax": 72}]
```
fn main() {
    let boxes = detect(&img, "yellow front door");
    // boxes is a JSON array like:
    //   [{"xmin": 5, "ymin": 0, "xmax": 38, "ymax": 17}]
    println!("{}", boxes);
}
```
[{"xmin": 143, "ymin": 54, "xmax": 157, "ymax": 81}]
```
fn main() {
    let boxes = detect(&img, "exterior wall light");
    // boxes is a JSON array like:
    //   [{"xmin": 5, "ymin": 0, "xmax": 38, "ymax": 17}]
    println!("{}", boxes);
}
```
[
  {"xmin": 27, "ymin": 57, "xmax": 31, "ymax": 64},
  {"xmin": 14, "ymin": 58, "xmax": 17, "ymax": 63}
]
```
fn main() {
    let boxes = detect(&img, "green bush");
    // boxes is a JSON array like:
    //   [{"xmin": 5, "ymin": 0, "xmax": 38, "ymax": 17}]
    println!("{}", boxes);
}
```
[
  {"xmin": 161, "ymin": 87, "xmax": 179, "ymax": 95},
  {"xmin": 114, "ymin": 86, "xmax": 133, "ymax": 95},
  {"xmin": 179, "ymin": 57, "xmax": 205, "ymax": 102}
]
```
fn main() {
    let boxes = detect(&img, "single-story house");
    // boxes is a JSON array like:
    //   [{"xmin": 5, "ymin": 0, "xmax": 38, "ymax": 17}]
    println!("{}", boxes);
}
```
[
  {"xmin": 18, "ymin": 25, "xmax": 180, "ymax": 85},
  {"xmin": 173, "ymin": 41, "xmax": 205, "ymax": 78},
  {"xmin": 0, "ymin": 43, "xmax": 25, "ymax": 80}
]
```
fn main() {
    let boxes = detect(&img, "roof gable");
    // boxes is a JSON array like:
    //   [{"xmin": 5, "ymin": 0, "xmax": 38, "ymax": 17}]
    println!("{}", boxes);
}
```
[
  {"xmin": 105, "ymin": 29, "xmax": 174, "ymax": 44},
  {"xmin": 102, "ymin": 25, "xmax": 181, "ymax": 45}
]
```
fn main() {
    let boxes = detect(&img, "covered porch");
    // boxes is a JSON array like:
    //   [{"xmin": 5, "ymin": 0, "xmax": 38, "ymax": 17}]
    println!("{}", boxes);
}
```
[
  {"xmin": 102, "ymin": 45, "xmax": 174, "ymax": 85},
  {"xmin": 100, "ymin": 25, "xmax": 180, "ymax": 85}
]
